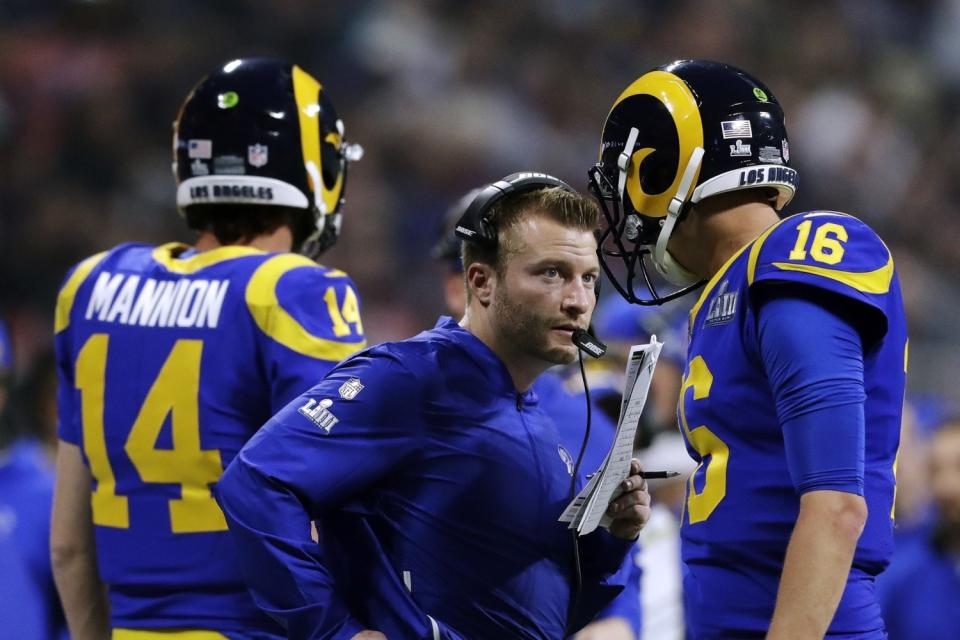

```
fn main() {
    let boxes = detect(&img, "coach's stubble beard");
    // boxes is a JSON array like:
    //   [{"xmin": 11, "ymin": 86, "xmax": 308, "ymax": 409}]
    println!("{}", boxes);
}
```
[{"xmin": 491, "ymin": 284, "xmax": 577, "ymax": 368}]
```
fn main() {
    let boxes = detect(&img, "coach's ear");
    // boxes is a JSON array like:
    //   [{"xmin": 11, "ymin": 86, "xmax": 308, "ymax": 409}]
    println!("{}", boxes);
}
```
[{"xmin": 464, "ymin": 262, "xmax": 495, "ymax": 307}]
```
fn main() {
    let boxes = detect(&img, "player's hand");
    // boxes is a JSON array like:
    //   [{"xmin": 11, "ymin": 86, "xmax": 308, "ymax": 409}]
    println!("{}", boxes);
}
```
[
  {"xmin": 606, "ymin": 458, "xmax": 652, "ymax": 540},
  {"xmin": 351, "ymin": 631, "xmax": 387, "ymax": 639}
]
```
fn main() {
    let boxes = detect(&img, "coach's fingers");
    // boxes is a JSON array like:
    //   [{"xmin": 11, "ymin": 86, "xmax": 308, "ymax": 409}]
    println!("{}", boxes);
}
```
[
  {"xmin": 609, "ymin": 503, "xmax": 653, "ymax": 540},
  {"xmin": 607, "ymin": 485, "xmax": 651, "ymax": 515},
  {"xmin": 620, "ymin": 472, "xmax": 648, "ymax": 494}
]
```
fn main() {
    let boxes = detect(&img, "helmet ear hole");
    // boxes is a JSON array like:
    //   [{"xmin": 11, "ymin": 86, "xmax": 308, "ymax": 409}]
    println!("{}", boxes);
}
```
[
  {"xmin": 320, "ymin": 142, "xmax": 341, "ymax": 189},
  {"xmin": 318, "ymin": 90, "xmax": 345, "ymax": 192}
]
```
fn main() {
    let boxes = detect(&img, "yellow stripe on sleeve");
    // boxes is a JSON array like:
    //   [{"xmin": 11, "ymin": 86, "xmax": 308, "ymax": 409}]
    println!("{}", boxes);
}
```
[
  {"xmin": 54, "ymin": 251, "xmax": 109, "ymax": 334},
  {"xmin": 246, "ymin": 254, "xmax": 366, "ymax": 360},
  {"xmin": 768, "ymin": 254, "xmax": 894, "ymax": 295}
]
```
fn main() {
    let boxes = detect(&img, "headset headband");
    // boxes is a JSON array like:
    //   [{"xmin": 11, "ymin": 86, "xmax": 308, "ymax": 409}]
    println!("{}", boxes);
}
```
[{"xmin": 454, "ymin": 171, "xmax": 574, "ymax": 248}]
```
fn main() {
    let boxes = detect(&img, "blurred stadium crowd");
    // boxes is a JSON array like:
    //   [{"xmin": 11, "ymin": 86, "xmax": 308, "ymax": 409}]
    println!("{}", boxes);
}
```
[{"xmin": 2, "ymin": 0, "xmax": 960, "ymax": 638}]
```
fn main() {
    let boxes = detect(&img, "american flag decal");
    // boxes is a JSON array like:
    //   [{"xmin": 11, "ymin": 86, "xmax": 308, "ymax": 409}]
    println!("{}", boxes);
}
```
[
  {"xmin": 721, "ymin": 120, "xmax": 753, "ymax": 139},
  {"xmin": 187, "ymin": 139, "xmax": 212, "ymax": 159}
]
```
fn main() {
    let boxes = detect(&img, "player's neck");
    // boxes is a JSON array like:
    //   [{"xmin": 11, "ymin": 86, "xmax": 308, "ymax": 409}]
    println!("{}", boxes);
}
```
[
  {"xmin": 675, "ymin": 198, "xmax": 779, "ymax": 279},
  {"xmin": 705, "ymin": 203, "xmax": 779, "ymax": 277},
  {"xmin": 193, "ymin": 227, "xmax": 294, "ymax": 254}
]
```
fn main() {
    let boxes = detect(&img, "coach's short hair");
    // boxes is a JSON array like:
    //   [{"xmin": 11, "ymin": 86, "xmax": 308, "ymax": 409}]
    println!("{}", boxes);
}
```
[{"xmin": 461, "ymin": 186, "xmax": 599, "ymax": 283}]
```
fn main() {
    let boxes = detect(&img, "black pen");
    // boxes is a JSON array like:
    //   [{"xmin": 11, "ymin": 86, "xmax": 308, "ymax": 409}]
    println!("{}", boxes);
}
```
[{"xmin": 640, "ymin": 470, "xmax": 681, "ymax": 479}]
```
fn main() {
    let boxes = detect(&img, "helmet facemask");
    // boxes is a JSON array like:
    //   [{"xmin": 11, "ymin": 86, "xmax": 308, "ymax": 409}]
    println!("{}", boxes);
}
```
[{"xmin": 589, "ymin": 158, "xmax": 704, "ymax": 307}]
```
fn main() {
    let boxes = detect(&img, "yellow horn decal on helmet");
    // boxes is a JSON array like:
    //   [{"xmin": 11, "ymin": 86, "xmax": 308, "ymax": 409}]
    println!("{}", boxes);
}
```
[
  {"xmin": 322, "ymin": 129, "xmax": 344, "ymax": 215},
  {"xmin": 611, "ymin": 70, "xmax": 704, "ymax": 218},
  {"xmin": 292, "ymin": 65, "xmax": 323, "ymax": 208}
]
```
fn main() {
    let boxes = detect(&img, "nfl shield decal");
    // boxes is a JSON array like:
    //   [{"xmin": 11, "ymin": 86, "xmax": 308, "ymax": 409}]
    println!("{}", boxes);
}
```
[
  {"xmin": 338, "ymin": 377, "xmax": 364, "ymax": 400},
  {"xmin": 248, "ymin": 144, "xmax": 269, "ymax": 168}
]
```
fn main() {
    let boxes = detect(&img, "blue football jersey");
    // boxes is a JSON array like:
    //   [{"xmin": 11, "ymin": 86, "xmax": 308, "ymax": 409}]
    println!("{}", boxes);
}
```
[
  {"xmin": 54, "ymin": 242, "xmax": 366, "ymax": 635},
  {"xmin": 678, "ymin": 212, "xmax": 906, "ymax": 637}
]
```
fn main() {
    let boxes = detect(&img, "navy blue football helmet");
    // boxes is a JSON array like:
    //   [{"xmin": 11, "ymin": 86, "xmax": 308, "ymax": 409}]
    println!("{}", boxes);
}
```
[
  {"xmin": 589, "ymin": 59, "xmax": 798, "ymax": 305},
  {"xmin": 173, "ymin": 58, "xmax": 362, "ymax": 257}
]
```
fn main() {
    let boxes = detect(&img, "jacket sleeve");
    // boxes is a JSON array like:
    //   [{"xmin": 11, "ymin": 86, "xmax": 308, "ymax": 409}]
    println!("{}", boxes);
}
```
[
  {"xmin": 570, "ymin": 529, "xmax": 637, "ymax": 631},
  {"xmin": 590, "ymin": 544, "xmax": 642, "ymax": 637},
  {"xmin": 216, "ymin": 348, "xmax": 425, "ymax": 638}
]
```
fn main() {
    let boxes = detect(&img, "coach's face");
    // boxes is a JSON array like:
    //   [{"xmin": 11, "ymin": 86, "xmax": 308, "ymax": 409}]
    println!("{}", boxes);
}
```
[{"xmin": 492, "ymin": 211, "xmax": 599, "ymax": 366}]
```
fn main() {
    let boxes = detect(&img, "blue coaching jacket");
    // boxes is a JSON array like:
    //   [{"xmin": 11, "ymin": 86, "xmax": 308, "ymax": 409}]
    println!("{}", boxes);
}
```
[{"xmin": 217, "ymin": 317, "xmax": 633, "ymax": 639}]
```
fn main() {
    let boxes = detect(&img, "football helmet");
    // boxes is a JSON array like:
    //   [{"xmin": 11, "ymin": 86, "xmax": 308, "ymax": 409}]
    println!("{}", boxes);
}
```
[
  {"xmin": 589, "ymin": 59, "xmax": 798, "ymax": 305},
  {"xmin": 173, "ymin": 57, "xmax": 363, "ymax": 257}
]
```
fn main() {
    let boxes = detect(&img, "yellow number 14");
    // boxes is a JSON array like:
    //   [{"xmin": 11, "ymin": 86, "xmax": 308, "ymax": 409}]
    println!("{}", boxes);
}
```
[
  {"xmin": 76, "ymin": 335, "xmax": 226, "ymax": 533},
  {"xmin": 323, "ymin": 285, "xmax": 362, "ymax": 337}
]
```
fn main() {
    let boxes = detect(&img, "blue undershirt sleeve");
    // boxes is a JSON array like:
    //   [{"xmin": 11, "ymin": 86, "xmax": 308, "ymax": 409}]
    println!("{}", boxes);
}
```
[{"xmin": 756, "ymin": 288, "xmax": 867, "ymax": 496}]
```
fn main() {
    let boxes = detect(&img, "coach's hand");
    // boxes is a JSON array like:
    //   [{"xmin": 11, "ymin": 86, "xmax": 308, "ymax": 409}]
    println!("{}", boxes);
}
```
[{"xmin": 606, "ymin": 459, "xmax": 652, "ymax": 540}]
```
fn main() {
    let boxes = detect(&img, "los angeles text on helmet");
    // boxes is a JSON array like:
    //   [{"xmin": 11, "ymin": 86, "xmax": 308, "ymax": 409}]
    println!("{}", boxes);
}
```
[
  {"xmin": 739, "ymin": 166, "xmax": 797, "ymax": 188},
  {"xmin": 188, "ymin": 184, "xmax": 274, "ymax": 201}
]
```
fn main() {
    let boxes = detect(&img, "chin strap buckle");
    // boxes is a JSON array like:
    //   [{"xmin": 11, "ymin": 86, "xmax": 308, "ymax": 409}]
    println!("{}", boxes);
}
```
[
  {"xmin": 616, "ymin": 127, "xmax": 640, "ymax": 200},
  {"xmin": 654, "ymin": 147, "xmax": 705, "ymax": 266}
]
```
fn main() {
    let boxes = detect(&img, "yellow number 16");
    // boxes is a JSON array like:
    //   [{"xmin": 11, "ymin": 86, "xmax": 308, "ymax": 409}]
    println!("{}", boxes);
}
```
[
  {"xmin": 789, "ymin": 220, "xmax": 848, "ymax": 265},
  {"xmin": 75, "ymin": 334, "xmax": 226, "ymax": 533}
]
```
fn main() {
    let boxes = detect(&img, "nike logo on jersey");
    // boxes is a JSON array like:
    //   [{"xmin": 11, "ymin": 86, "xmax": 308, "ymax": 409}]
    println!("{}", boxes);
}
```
[{"xmin": 85, "ymin": 272, "xmax": 229, "ymax": 329}]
